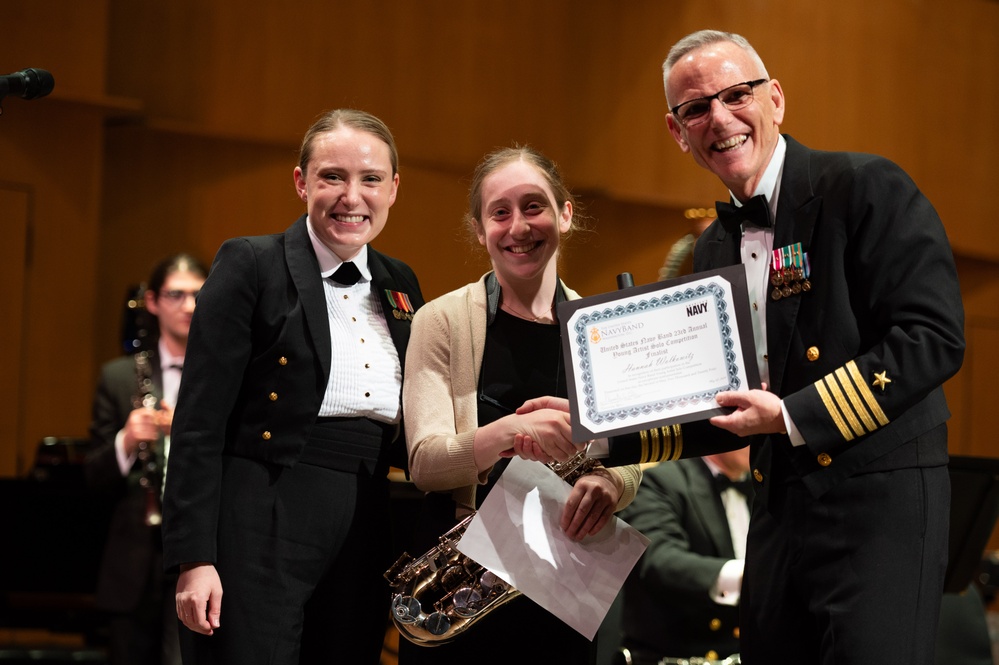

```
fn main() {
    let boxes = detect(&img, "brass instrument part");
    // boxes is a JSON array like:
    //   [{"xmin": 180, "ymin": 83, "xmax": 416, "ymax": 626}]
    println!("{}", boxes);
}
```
[{"xmin": 385, "ymin": 451, "xmax": 598, "ymax": 645}]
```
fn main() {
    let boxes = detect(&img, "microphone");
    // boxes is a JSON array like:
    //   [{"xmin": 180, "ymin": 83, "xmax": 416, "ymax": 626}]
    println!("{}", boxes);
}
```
[{"xmin": 0, "ymin": 68, "xmax": 55, "ymax": 100}]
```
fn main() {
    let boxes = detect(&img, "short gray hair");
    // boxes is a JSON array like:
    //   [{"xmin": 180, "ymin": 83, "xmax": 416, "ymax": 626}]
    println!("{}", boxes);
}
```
[{"xmin": 662, "ymin": 30, "xmax": 769, "ymax": 106}]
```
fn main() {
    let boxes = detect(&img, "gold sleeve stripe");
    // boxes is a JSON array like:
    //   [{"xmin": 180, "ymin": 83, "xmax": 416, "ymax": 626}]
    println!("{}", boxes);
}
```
[
  {"xmin": 834, "ymin": 366, "xmax": 876, "ymax": 433},
  {"xmin": 846, "ymin": 361, "xmax": 889, "ymax": 426},
  {"xmin": 649, "ymin": 427, "xmax": 662, "ymax": 464},
  {"xmin": 824, "ymin": 374, "xmax": 866, "ymax": 437},
  {"xmin": 670, "ymin": 424, "xmax": 683, "ymax": 460},
  {"xmin": 815, "ymin": 379, "xmax": 855, "ymax": 441},
  {"xmin": 637, "ymin": 426, "xmax": 684, "ymax": 463}
]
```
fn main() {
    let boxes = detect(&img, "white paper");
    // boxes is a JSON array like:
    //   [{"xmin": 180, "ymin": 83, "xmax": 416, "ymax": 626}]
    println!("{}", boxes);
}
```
[{"xmin": 455, "ymin": 457, "xmax": 649, "ymax": 640}]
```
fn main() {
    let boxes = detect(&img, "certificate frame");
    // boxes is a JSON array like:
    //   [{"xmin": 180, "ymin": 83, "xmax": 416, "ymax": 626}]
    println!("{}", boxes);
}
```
[{"xmin": 558, "ymin": 264, "xmax": 761, "ymax": 441}]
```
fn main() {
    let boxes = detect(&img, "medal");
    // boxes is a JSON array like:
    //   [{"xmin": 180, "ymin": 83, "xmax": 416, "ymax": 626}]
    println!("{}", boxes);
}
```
[{"xmin": 772, "ymin": 243, "xmax": 812, "ymax": 298}]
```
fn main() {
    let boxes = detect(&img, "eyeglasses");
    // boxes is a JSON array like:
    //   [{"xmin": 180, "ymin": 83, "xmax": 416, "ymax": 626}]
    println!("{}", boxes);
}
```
[
  {"xmin": 670, "ymin": 79, "xmax": 769, "ymax": 127},
  {"xmin": 159, "ymin": 289, "xmax": 200, "ymax": 304}
]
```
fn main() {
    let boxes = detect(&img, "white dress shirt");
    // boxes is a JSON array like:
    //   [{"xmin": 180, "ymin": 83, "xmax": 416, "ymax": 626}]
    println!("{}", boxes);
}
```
[{"xmin": 307, "ymin": 217, "xmax": 402, "ymax": 424}]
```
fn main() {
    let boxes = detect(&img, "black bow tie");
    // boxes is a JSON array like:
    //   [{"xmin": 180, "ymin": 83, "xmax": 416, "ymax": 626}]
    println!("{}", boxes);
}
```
[
  {"xmin": 715, "ymin": 473, "xmax": 753, "ymax": 497},
  {"xmin": 715, "ymin": 194, "xmax": 772, "ymax": 233},
  {"xmin": 331, "ymin": 261, "xmax": 362, "ymax": 286}
]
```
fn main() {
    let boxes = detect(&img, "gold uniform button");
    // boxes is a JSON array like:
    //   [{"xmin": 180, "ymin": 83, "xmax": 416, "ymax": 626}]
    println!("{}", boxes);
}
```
[
  {"xmin": 269, "ymin": 392, "xmax": 278, "ymax": 401},
  {"xmin": 262, "ymin": 431, "xmax": 272, "ymax": 440},
  {"xmin": 706, "ymin": 651, "xmax": 719, "ymax": 661},
  {"xmin": 807, "ymin": 346, "xmax": 820, "ymax": 361},
  {"xmin": 817, "ymin": 452, "xmax": 832, "ymax": 466},
  {"xmin": 709, "ymin": 618, "xmax": 721, "ymax": 632},
  {"xmin": 278, "ymin": 356, "xmax": 288, "ymax": 366},
  {"xmin": 733, "ymin": 627, "xmax": 740, "ymax": 639},
  {"xmin": 753, "ymin": 468, "xmax": 763, "ymax": 483}
]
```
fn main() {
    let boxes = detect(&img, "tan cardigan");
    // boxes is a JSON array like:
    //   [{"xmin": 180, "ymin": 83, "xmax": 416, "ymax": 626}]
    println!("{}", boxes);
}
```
[{"xmin": 403, "ymin": 273, "xmax": 641, "ymax": 516}]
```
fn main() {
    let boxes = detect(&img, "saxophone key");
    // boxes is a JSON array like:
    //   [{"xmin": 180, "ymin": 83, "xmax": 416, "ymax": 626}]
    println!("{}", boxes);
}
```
[
  {"xmin": 452, "ymin": 587, "xmax": 483, "ymax": 617},
  {"xmin": 391, "ymin": 595, "xmax": 422, "ymax": 624},
  {"xmin": 423, "ymin": 611, "xmax": 451, "ymax": 636}
]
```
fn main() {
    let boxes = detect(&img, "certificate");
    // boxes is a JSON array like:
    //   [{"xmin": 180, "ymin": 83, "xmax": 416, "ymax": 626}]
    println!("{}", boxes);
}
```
[{"xmin": 558, "ymin": 264, "xmax": 761, "ymax": 440}]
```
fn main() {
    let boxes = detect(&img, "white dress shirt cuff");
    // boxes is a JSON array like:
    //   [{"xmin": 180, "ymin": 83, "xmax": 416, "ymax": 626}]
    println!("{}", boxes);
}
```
[
  {"xmin": 115, "ymin": 429, "xmax": 136, "ymax": 476},
  {"xmin": 780, "ymin": 400, "xmax": 806, "ymax": 447},
  {"xmin": 711, "ymin": 558, "xmax": 745, "ymax": 606}
]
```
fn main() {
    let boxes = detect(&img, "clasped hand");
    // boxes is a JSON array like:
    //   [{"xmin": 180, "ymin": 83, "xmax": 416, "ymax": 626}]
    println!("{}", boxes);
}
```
[
  {"xmin": 499, "ymin": 406, "xmax": 581, "ymax": 464},
  {"xmin": 508, "ymin": 395, "xmax": 621, "ymax": 540},
  {"xmin": 122, "ymin": 401, "xmax": 174, "ymax": 456}
]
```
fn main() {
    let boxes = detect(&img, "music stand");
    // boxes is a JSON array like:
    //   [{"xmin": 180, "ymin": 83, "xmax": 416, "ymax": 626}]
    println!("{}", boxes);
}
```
[{"xmin": 945, "ymin": 455, "xmax": 999, "ymax": 594}]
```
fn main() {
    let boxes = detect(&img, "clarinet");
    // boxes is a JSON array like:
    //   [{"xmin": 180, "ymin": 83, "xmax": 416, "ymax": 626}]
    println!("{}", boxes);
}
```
[{"xmin": 132, "ymin": 350, "xmax": 163, "ymax": 527}]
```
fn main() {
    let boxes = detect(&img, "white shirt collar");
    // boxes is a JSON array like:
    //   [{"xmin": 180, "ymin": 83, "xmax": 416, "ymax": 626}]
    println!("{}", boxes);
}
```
[
  {"xmin": 306, "ymin": 216, "xmax": 371, "ymax": 282},
  {"xmin": 729, "ymin": 134, "xmax": 786, "ymax": 216},
  {"xmin": 157, "ymin": 338, "xmax": 183, "ymax": 371}
]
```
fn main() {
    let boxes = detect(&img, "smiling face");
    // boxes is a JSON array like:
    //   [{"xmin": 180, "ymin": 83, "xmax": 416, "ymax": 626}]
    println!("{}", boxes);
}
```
[
  {"xmin": 293, "ymin": 126, "xmax": 399, "ymax": 260},
  {"xmin": 665, "ymin": 40, "xmax": 785, "ymax": 200},
  {"xmin": 475, "ymin": 159, "xmax": 572, "ymax": 287}
]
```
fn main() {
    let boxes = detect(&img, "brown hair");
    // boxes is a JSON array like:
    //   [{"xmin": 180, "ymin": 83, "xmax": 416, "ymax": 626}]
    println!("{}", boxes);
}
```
[
  {"xmin": 297, "ymin": 109, "xmax": 399, "ymax": 175},
  {"xmin": 147, "ymin": 252, "xmax": 208, "ymax": 296},
  {"xmin": 465, "ymin": 145, "xmax": 579, "ymax": 239}
]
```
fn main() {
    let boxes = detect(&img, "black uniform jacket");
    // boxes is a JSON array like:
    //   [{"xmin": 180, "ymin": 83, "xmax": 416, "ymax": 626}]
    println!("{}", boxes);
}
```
[
  {"xmin": 86, "ymin": 351, "xmax": 165, "ymax": 612},
  {"xmin": 679, "ymin": 135, "xmax": 966, "ymax": 502},
  {"xmin": 161, "ymin": 214, "xmax": 424, "ymax": 572},
  {"xmin": 619, "ymin": 458, "xmax": 745, "ymax": 659}
]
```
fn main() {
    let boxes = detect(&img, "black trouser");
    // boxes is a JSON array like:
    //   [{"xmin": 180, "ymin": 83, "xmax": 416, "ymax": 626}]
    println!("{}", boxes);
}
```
[{"xmin": 180, "ymin": 418, "xmax": 395, "ymax": 665}]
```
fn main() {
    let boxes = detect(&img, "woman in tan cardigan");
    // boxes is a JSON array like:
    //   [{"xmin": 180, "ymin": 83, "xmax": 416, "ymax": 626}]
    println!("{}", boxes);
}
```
[{"xmin": 400, "ymin": 146, "xmax": 641, "ymax": 665}]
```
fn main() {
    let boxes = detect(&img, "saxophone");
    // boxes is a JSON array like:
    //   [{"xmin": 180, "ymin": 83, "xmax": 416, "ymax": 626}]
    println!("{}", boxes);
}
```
[{"xmin": 384, "ymin": 451, "xmax": 597, "ymax": 646}]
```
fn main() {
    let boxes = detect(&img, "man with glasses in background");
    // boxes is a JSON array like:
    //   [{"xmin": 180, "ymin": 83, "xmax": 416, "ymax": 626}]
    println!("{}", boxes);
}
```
[
  {"xmin": 86, "ymin": 253, "xmax": 208, "ymax": 665},
  {"xmin": 659, "ymin": 30, "xmax": 965, "ymax": 663}
]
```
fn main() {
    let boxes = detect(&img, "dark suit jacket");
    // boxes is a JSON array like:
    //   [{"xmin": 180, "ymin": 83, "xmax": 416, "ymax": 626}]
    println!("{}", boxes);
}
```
[
  {"xmin": 618, "ymin": 459, "xmax": 744, "ymax": 659},
  {"xmin": 85, "ymin": 351, "xmax": 165, "ymax": 612},
  {"xmin": 161, "ymin": 215, "xmax": 424, "ymax": 572},
  {"xmin": 686, "ymin": 135, "xmax": 965, "ymax": 501}
]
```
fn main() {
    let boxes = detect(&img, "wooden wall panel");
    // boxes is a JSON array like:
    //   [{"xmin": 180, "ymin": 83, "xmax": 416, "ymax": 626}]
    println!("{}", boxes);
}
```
[
  {"xmin": 0, "ymin": 187, "xmax": 29, "ymax": 476},
  {"xmin": 0, "ymin": 0, "xmax": 109, "ymax": 95},
  {"xmin": 2, "ymin": 0, "xmax": 997, "ymax": 480},
  {"xmin": 102, "ymin": 0, "xmax": 999, "ymax": 256},
  {"xmin": 0, "ymin": 102, "xmax": 110, "ymax": 472},
  {"xmin": 1, "ymin": 1, "xmax": 113, "ymax": 473}
]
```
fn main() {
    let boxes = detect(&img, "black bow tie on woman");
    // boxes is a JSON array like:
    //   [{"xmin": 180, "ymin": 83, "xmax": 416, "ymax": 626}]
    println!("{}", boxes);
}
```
[
  {"xmin": 715, "ymin": 194, "xmax": 772, "ymax": 233},
  {"xmin": 331, "ymin": 261, "xmax": 362, "ymax": 286}
]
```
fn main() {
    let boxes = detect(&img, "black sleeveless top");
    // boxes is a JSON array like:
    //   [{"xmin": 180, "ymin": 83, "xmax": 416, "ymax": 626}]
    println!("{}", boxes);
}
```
[{"xmin": 475, "ymin": 308, "xmax": 565, "ymax": 506}]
